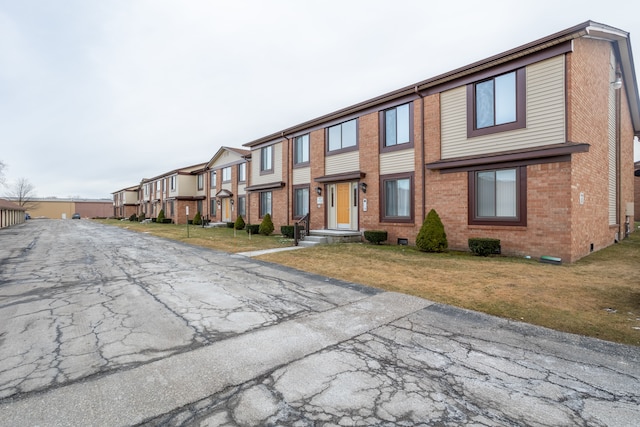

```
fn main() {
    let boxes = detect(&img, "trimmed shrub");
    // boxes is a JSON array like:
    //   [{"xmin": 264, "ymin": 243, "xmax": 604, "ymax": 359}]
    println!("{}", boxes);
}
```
[
  {"xmin": 162, "ymin": 218, "xmax": 172, "ymax": 224},
  {"xmin": 468, "ymin": 238, "xmax": 501, "ymax": 257},
  {"xmin": 281, "ymin": 225, "xmax": 294, "ymax": 238},
  {"xmin": 416, "ymin": 209, "xmax": 448, "ymax": 252},
  {"xmin": 259, "ymin": 213, "xmax": 274, "ymax": 236},
  {"xmin": 193, "ymin": 211, "xmax": 202, "ymax": 225},
  {"xmin": 364, "ymin": 230, "xmax": 388, "ymax": 245},
  {"xmin": 129, "ymin": 213, "xmax": 138, "ymax": 222},
  {"xmin": 234, "ymin": 216, "xmax": 245, "ymax": 230},
  {"xmin": 245, "ymin": 224, "xmax": 260, "ymax": 234},
  {"xmin": 138, "ymin": 213, "xmax": 146, "ymax": 222},
  {"xmin": 157, "ymin": 209, "xmax": 165, "ymax": 224}
]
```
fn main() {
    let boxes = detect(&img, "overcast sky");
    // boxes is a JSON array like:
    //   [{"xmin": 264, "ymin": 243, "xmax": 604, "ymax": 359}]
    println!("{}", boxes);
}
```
[{"xmin": 1, "ymin": 1, "xmax": 639, "ymax": 199}]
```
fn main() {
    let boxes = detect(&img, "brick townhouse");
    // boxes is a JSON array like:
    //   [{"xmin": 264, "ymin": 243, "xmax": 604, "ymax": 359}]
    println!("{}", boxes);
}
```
[
  {"xmin": 205, "ymin": 147, "xmax": 251, "ymax": 224},
  {"xmin": 241, "ymin": 21, "xmax": 639, "ymax": 262}
]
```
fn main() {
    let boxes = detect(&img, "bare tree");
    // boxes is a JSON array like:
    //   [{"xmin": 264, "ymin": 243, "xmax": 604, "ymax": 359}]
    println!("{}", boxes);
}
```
[{"xmin": 6, "ymin": 178, "xmax": 39, "ymax": 210}]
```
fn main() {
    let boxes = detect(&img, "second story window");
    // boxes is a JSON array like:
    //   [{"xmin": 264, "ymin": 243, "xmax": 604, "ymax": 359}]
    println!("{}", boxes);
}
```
[
  {"xmin": 327, "ymin": 119, "xmax": 357, "ymax": 153},
  {"xmin": 382, "ymin": 103, "xmax": 412, "ymax": 150},
  {"xmin": 294, "ymin": 134, "xmax": 309, "ymax": 165},
  {"xmin": 170, "ymin": 176, "xmax": 176, "ymax": 191},
  {"xmin": 238, "ymin": 163, "xmax": 246, "ymax": 182},
  {"xmin": 222, "ymin": 167, "xmax": 232, "ymax": 182},
  {"xmin": 197, "ymin": 174, "xmax": 204, "ymax": 190},
  {"xmin": 210, "ymin": 170, "xmax": 217, "ymax": 188},
  {"xmin": 467, "ymin": 68, "xmax": 525, "ymax": 137},
  {"xmin": 261, "ymin": 145, "xmax": 273, "ymax": 174}
]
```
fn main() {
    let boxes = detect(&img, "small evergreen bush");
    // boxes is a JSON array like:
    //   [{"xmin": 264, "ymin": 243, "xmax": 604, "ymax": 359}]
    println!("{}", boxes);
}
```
[
  {"xmin": 138, "ymin": 213, "xmax": 146, "ymax": 222},
  {"xmin": 364, "ymin": 230, "xmax": 388, "ymax": 245},
  {"xmin": 157, "ymin": 209, "xmax": 165, "ymax": 224},
  {"xmin": 129, "ymin": 213, "xmax": 138, "ymax": 222},
  {"xmin": 245, "ymin": 224, "xmax": 260, "ymax": 234},
  {"xmin": 280, "ymin": 225, "xmax": 295, "ymax": 238},
  {"xmin": 193, "ymin": 211, "xmax": 202, "ymax": 225},
  {"xmin": 416, "ymin": 209, "xmax": 448, "ymax": 252},
  {"xmin": 234, "ymin": 215, "xmax": 245, "ymax": 230},
  {"xmin": 468, "ymin": 238, "xmax": 501, "ymax": 256},
  {"xmin": 259, "ymin": 213, "xmax": 274, "ymax": 236},
  {"xmin": 226, "ymin": 222, "xmax": 234, "ymax": 228}
]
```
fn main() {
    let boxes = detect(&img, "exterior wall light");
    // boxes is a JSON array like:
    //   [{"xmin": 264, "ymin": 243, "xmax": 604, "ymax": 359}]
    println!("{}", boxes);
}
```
[
  {"xmin": 315, "ymin": 186, "xmax": 322, "ymax": 195},
  {"xmin": 230, "ymin": 198, "xmax": 234, "ymax": 205},
  {"xmin": 216, "ymin": 200, "xmax": 221, "ymax": 207},
  {"xmin": 360, "ymin": 182, "xmax": 367, "ymax": 193},
  {"xmin": 612, "ymin": 73, "xmax": 623, "ymax": 90}
]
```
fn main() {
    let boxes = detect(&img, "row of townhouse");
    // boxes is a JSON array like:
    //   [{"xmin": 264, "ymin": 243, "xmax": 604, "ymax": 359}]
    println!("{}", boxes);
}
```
[{"xmin": 114, "ymin": 21, "xmax": 640, "ymax": 263}]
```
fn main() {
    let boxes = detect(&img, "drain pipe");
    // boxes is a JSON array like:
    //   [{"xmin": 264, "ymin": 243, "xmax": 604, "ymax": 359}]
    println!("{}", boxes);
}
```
[
  {"xmin": 415, "ymin": 86, "xmax": 426, "ymax": 222},
  {"xmin": 282, "ymin": 131, "xmax": 291, "ymax": 225}
]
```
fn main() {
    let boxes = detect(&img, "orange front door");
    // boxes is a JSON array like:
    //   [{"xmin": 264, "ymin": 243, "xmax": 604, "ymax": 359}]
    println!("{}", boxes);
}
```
[{"xmin": 336, "ymin": 183, "xmax": 350, "ymax": 227}]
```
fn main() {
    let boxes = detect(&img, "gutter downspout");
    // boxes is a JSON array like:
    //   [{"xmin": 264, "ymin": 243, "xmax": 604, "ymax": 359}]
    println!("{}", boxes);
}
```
[
  {"xmin": 415, "ymin": 86, "xmax": 426, "ymax": 222},
  {"xmin": 282, "ymin": 132, "xmax": 291, "ymax": 225}
]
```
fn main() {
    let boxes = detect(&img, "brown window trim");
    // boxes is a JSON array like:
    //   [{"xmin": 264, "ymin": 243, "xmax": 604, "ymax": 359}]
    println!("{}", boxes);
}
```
[
  {"xmin": 237, "ymin": 163, "xmax": 247, "ymax": 183},
  {"xmin": 467, "ymin": 68, "xmax": 526, "ymax": 138},
  {"xmin": 259, "ymin": 191, "xmax": 272, "ymax": 219},
  {"xmin": 379, "ymin": 172, "xmax": 415, "ymax": 224},
  {"xmin": 260, "ymin": 146, "xmax": 274, "ymax": 175},
  {"xmin": 379, "ymin": 102, "xmax": 415, "ymax": 153},
  {"xmin": 293, "ymin": 134, "xmax": 311, "ymax": 168},
  {"xmin": 292, "ymin": 184, "xmax": 310, "ymax": 220},
  {"xmin": 468, "ymin": 166, "xmax": 527, "ymax": 226},
  {"xmin": 325, "ymin": 119, "xmax": 359, "ymax": 156}
]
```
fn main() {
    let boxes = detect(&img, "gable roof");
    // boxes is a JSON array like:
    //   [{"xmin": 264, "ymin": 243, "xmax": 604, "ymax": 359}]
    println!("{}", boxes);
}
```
[
  {"xmin": 243, "ymin": 20, "xmax": 639, "ymax": 148},
  {"xmin": 0, "ymin": 198, "xmax": 26, "ymax": 211},
  {"xmin": 206, "ymin": 146, "xmax": 251, "ymax": 169}
]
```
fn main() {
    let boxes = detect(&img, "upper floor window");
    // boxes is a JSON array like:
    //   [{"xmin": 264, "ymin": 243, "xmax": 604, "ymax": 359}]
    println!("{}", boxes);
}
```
[
  {"xmin": 468, "ymin": 167, "xmax": 526, "ymax": 226},
  {"xmin": 170, "ymin": 176, "xmax": 176, "ymax": 191},
  {"xmin": 238, "ymin": 163, "xmax": 246, "ymax": 182},
  {"xmin": 467, "ymin": 68, "xmax": 525, "ymax": 138},
  {"xmin": 210, "ymin": 170, "xmax": 217, "ymax": 188},
  {"xmin": 294, "ymin": 134, "xmax": 310, "ymax": 166},
  {"xmin": 382, "ymin": 103, "xmax": 412, "ymax": 152},
  {"xmin": 261, "ymin": 146, "xmax": 273, "ymax": 174},
  {"xmin": 327, "ymin": 119, "xmax": 357, "ymax": 153},
  {"xmin": 197, "ymin": 174, "xmax": 204, "ymax": 190},
  {"xmin": 222, "ymin": 167, "xmax": 232, "ymax": 183}
]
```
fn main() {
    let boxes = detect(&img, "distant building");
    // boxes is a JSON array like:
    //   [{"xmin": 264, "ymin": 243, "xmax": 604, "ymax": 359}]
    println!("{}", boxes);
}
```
[
  {"xmin": 0, "ymin": 198, "xmax": 26, "ymax": 228},
  {"xmin": 12, "ymin": 198, "xmax": 114, "ymax": 219}
]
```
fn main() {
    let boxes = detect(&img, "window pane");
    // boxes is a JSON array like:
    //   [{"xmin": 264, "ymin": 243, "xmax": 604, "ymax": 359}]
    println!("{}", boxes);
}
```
[
  {"xmin": 495, "ymin": 72, "xmax": 516, "ymax": 125},
  {"xmin": 396, "ymin": 104, "xmax": 410, "ymax": 144},
  {"xmin": 385, "ymin": 180, "xmax": 397, "ymax": 216},
  {"xmin": 495, "ymin": 169, "xmax": 516, "ymax": 217},
  {"xmin": 476, "ymin": 171, "xmax": 496, "ymax": 217},
  {"xmin": 328, "ymin": 125, "xmax": 342, "ymax": 151},
  {"xmin": 295, "ymin": 135, "xmax": 309, "ymax": 163},
  {"xmin": 476, "ymin": 80, "xmax": 494, "ymax": 129},
  {"xmin": 342, "ymin": 119, "xmax": 357, "ymax": 148},
  {"xmin": 385, "ymin": 109, "xmax": 397, "ymax": 146},
  {"xmin": 396, "ymin": 178, "xmax": 410, "ymax": 217},
  {"xmin": 294, "ymin": 188, "xmax": 309, "ymax": 217}
]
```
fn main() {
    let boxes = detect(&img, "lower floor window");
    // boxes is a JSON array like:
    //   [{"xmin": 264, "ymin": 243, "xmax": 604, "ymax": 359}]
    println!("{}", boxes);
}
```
[
  {"xmin": 210, "ymin": 199, "xmax": 217, "ymax": 217},
  {"xmin": 293, "ymin": 187, "xmax": 309, "ymax": 218},
  {"xmin": 469, "ymin": 166, "xmax": 526, "ymax": 226},
  {"xmin": 197, "ymin": 200, "xmax": 203, "ymax": 215},
  {"xmin": 238, "ymin": 196, "xmax": 246, "ymax": 217},
  {"xmin": 381, "ymin": 173, "xmax": 413, "ymax": 222},
  {"xmin": 260, "ymin": 191, "xmax": 272, "ymax": 218}
]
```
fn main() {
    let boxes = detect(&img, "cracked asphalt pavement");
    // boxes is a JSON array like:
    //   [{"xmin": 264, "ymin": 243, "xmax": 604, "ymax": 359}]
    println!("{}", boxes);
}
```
[{"xmin": 0, "ymin": 220, "xmax": 638, "ymax": 426}]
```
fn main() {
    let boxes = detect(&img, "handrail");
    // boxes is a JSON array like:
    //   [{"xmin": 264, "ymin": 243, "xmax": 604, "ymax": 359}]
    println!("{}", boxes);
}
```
[{"xmin": 294, "ymin": 213, "xmax": 310, "ymax": 246}]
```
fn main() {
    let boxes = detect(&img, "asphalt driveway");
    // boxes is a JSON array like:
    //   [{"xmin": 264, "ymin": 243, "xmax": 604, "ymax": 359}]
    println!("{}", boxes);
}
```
[{"xmin": 0, "ymin": 220, "xmax": 638, "ymax": 426}]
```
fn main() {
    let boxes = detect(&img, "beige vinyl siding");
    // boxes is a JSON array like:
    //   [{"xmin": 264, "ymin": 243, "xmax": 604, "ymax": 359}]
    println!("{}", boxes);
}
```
[
  {"xmin": 380, "ymin": 149, "xmax": 415, "ymax": 175},
  {"xmin": 222, "ymin": 182, "xmax": 232, "ymax": 192},
  {"xmin": 177, "ymin": 175, "xmax": 197, "ymax": 196},
  {"xmin": 293, "ymin": 167, "xmax": 311, "ymax": 185},
  {"xmin": 237, "ymin": 183, "xmax": 246, "ymax": 195},
  {"xmin": 441, "ymin": 55, "xmax": 566, "ymax": 159},
  {"xmin": 251, "ymin": 142, "xmax": 283, "ymax": 185},
  {"xmin": 325, "ymin": 151, "xmax": 359, "ymax": 175},
  {"xmin": 608, "ymin": 51, "xmax": 617, "ymax": 225}
]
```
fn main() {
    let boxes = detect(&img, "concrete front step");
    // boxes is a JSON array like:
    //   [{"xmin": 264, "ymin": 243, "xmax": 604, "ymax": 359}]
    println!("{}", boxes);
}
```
[{"xmin": 298, "ymin": 230, "xmax": 363, "ymax": 246}]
